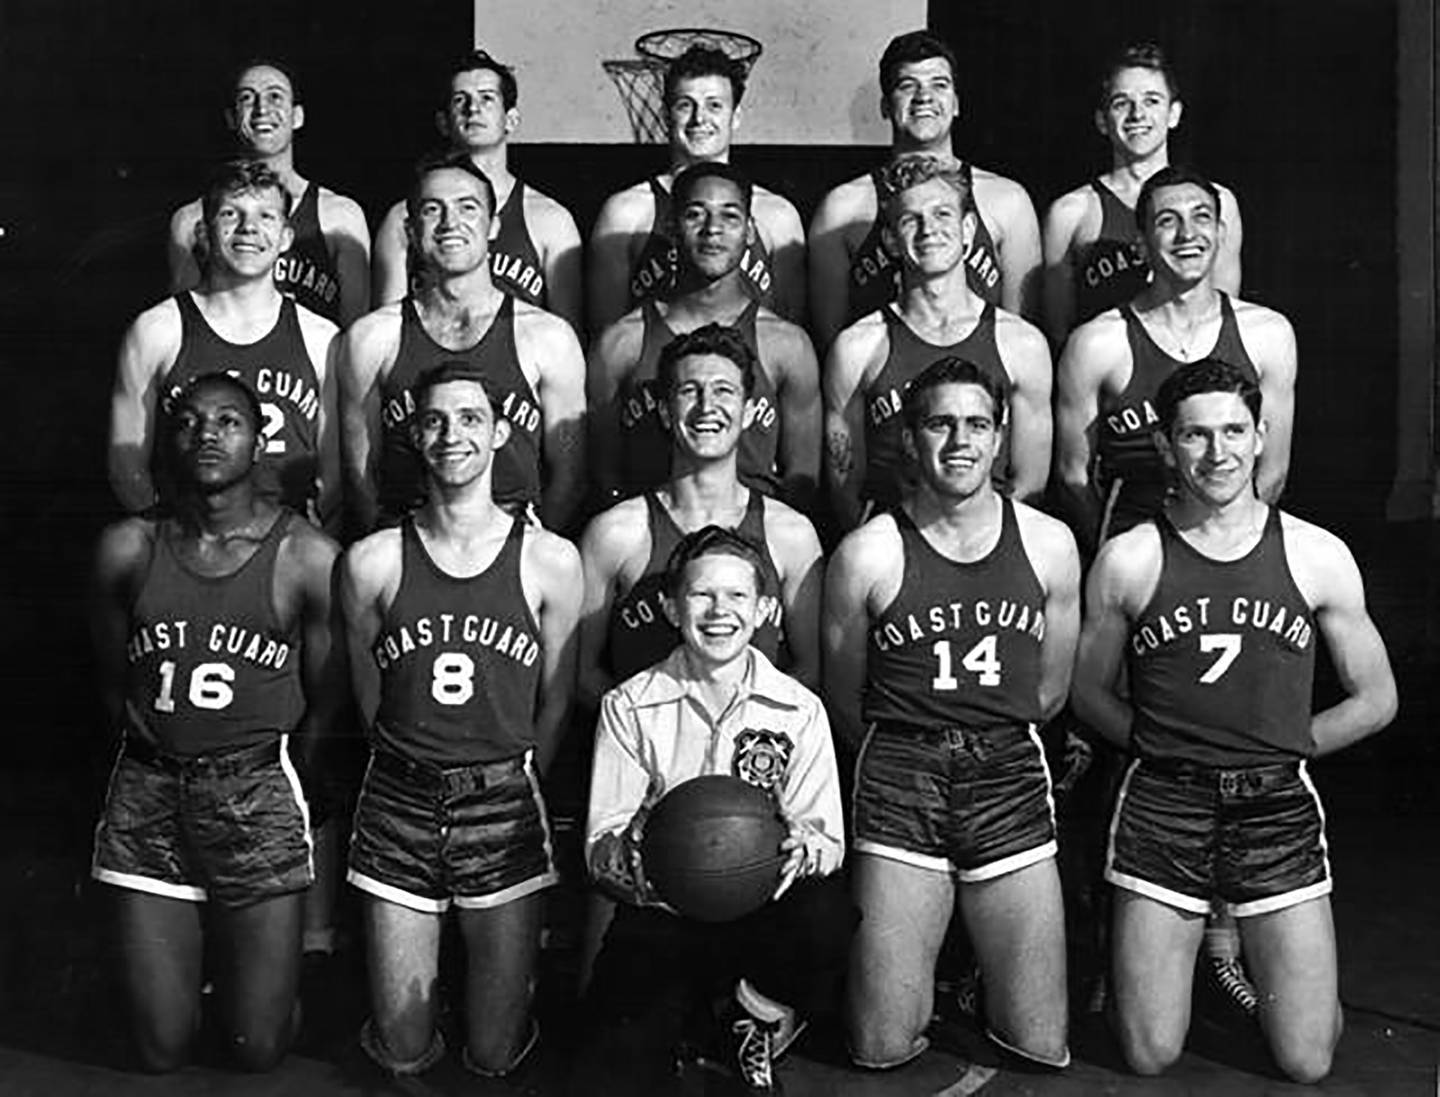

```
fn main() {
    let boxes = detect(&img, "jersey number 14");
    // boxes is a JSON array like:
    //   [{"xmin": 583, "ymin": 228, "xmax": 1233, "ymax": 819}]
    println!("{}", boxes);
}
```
[{"xmin": 931, "ymin": 636, "xmax": 1002, "ymax": 690}]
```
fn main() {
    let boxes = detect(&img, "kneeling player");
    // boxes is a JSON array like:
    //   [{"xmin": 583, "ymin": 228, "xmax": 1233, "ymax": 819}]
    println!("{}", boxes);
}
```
[
  {"xmin": 825, "ymin": 358, "xmax": 1079, "ymax": 1070},
  {"xmin": 586, "ymin": 527, "xmax": 849, "ymax": 1094},
  {"xmin": 1073, "ymin": 360, "xmax": 1396, "ymax": 1081},
  {"xmin": 339, "ymin": 364, "xmax": 582, "ymax": 1076},
  {"xmin": 91, "ymin": 372, "xmax": 342, "ymax": 1071}
]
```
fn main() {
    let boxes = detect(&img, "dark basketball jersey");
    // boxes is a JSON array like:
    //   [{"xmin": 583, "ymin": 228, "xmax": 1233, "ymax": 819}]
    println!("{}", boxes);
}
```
[
  {"xmin": 1127, "ymin": 508, "xmax": 1316, "ymax": 766},
  {"xmin": 163, "ymin": 292, "xmax": 320, "ymax": 513},
  {"xmin": 865, "ymin": 498, "xmax": 1047, "ymax": 729},
  {"xmin": 846, "ymin": 169, "xmax": 1003, "ymax": 325},
  {"xmin": 1073, "ymin": 179, "xmax": 1149, "ymax": 325},
  {"xmin": 628, "ymin": 177, "xmax": 777, "ymax": 309},
  {"xmin": 862, "ymin": 302, "xmax": 1010, "ymax": 510},
  {"xmin": 373, "ymin": 516, "xmax": 541, "ymax": 765},
  {"xmin": 123, "ymin": 511, "xmax": 303, "ymax": 756},
  {"xmin": 1096, "ymin": 292, "xmax": 1258, "ymax": 538},
  {"xmin": 606, "ymin": 490, "xmax": 784, "ymax": 682},
  {"xmin": 377, "ymin": 296, "xmax": 542, "ymax": 522},
  {"xmin": 616, "ymin": 299, "xmax": 780, "ymax": 497},
  {"xmin": 272, "ymin": 183, "xmax": 341, "ymax": 324},
  {"xmin": 490, "ymin": 181, "xmax": 547, "ymax": 309}
]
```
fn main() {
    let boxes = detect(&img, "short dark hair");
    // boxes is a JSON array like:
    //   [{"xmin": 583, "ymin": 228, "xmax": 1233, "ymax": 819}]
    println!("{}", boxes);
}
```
[
  {"xmin": 879, "ymin": 153, "xmax": 972, "ymax": 222},
  {"xmin": 655, "ymin": 324, "xmax": 758, "ymax": 402},
  {"xmin": 201, "ymin": 159, "xmax": 292, "ymax": 223},
  {"xmin": 671, "ymin": 162, "xmax": 754, "ymax": 215},
  {"xmin": 1135, "ymin": 164, "xmax": 1221, "ymax": 233},
  {"xmin": 406, "ymin": 151, "xmax": 497, "ymax": 220},
  {"xmin": 1098, "ymin": 42, "xmax": 1179, "ymax": 107},
  {"xmin": 902, "ymin": 357, "xmax": 1008, "ymax": 431},
  {"xmin": 411, "ymin": 361, "xmax": 502, "ymax": 415},
  {"xmin": 1155, "ymin": 358, "xmax": 1261, "ymax": 435},
  {"xmin": 664, "ymin": 525, "xmax": 769, "ymax": 598},
  {"xmin": 878, "ymin": 30, "xmax": 958, "ymax": 97},
  {"xmin": 228, "ymin": 57, "xmax": 302, "ymax": 104},
  {"xmin": 172, "ymin": 370, "xmax": 263, "ymax": 433},
  {"xmin": 663, "ymin": 45, "xmax": 748, "ymax": 109},
  {"xmin": 445, "ymin": 48, "xmax": 518, "ymax": 110}
]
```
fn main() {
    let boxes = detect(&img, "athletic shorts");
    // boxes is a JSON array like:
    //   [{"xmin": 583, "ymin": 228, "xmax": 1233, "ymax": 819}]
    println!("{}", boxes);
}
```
[
  {"xmin": 1105, "ymin": 757, "xmax": 1331, "ymax": 917},
  {"xmin": 347, "ymin": 748, "xmax": 557, "ymax": 914},
  {"xmin": 852, "ymin": 721, "xmax": 1057, "ymax": 883},
  {"xmin": 91, "ymin": 735, "xmax": 313, "ymax": 908}
]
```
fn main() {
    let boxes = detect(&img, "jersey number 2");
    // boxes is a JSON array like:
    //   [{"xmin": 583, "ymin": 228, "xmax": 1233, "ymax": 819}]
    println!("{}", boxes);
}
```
[
  {"xmin": 931, "ymin": 636, "xmax": 1002, "ymax": 689},
  {"xmin": 260, "ymin": 403, "xmax": 286, "ymax": 454}
]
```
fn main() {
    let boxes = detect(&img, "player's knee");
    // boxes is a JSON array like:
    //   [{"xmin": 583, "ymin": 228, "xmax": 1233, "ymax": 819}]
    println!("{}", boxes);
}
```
[
  {"xmin": 988, "ymin": 1022, "xmax": 1070, "ymax": 1071},
  {"xmin": 1270, "ymin": 1032, "xmax": 1335, "ymax": 1085},
  {"xmin": 135, "ymin": 1035, "xmax": 192, "ymax": 1074},
  {"xmin": 229, "ymin": 1030, "xmax": 290, "ymax": 1073},
  {"xmin": 847, "ymin": 1017, "xmax": 929, "ymax": 1071},
  {"xmin": 1119, "ymin": 1024, "xmax": 1184, "ymax": 1076}
]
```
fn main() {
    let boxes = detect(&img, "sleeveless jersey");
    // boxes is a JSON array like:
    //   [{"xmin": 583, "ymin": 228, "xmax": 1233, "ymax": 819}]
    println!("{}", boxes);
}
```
[
  {"xmin": 490, "ymin": 181, "xmax": 547, "ymax": 309},
  {"xmin": 1127, "ymin": 508, "xmax": 1317, "ymax": 765},
  {"xmin": 616, "ymin": 299, "xmax": 780, "ymax": 497},
  {"xmin": 1096, "ymin": 292, "xmax": 1258, "ymax": 537},
  {"xmin": 862, "ymin": 302, "xmax": 1010, "ymax": 510},
  {"xmin": 1073, "ymin": 179, "xmax": 1149, "ymax": 324},
  {"xmin": 372, "ymin": 516, "xmax": 541, "ymax": 765},
  {"xmin": 377, "ymin": 296, "xmax": 542, "ymax": 522},
  {"xmin": 606, "ymin": 490, "xmax": 784, "ymax": 682},
  {"xmin": 865, "ymin": 498, "xmax": 1047, "ymax": 728},
  {"xmin": 272, "ymin": 183, "xmax": 342, "ymax": 324},
  {"xmin": 846, "ymin": 169, "xmax": 1003, "ymax": 325},
  {"xmin": 123, "ymin": 511, "xmax": 303, "ymax": 756},
  {"xmin": 163, "ymin": 292, "xmax": 320, "ymax": 514},
  {"xmin": 628, "ymin": 177, "xmax": 777, "ymax": 309}
]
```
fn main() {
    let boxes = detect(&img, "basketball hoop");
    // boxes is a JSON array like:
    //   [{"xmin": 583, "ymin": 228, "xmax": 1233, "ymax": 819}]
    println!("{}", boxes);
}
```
[{"xmin": 603, "ymin": 28, "xmax": 764, "ymax": 145}]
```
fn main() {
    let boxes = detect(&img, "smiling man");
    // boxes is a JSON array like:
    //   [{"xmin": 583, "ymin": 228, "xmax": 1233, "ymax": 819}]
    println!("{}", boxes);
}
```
[
  {"xmin": 112, "ymin": 159, "xmax": 341, "ymax": 528},
  {"xmin": 588, "ymin": 45, "xmax": 807, "ymax": 334},
  {"xmin": 1053, "ymin": 165, "xmax": 1294, "ymax": 557},
  {"xmin": 1042, "ymin": 44, "xmax": 1244, "ymax": 347},
  {"xmin": 823, "ymin": 154, "xmax": 1052, "ymax": 531},
  {"xmin": 169, "ymin": 60, "xmax": 370, "ymax": 327}
]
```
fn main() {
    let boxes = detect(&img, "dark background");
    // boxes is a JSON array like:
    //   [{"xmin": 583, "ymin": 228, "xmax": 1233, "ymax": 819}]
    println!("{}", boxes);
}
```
[{"xmin": 0, "ymin": 0, "xmax": 1408, "ymax": 781}]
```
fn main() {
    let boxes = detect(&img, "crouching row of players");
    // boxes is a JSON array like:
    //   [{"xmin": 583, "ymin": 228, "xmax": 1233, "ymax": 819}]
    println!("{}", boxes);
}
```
[{"xmin": 92, "ymin": 328, "xmax": 1394, "ymax": 1088}]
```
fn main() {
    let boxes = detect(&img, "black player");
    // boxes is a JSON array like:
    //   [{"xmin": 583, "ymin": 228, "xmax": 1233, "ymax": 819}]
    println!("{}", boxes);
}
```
[
  {"xmin": 91, "ymin": 372, "xmax": 342, "ymax": 1072},
  {"xmin": 825, "ymin": 358, "xmax": 1079, "ymax": 1070},
  {"xmin": 338, "ymin": 363, "xmax": 582, "ymax": 1077},
  {"xmin": 1074, "ymin": 360, "xmax": 1396, "ymax": 1082}
]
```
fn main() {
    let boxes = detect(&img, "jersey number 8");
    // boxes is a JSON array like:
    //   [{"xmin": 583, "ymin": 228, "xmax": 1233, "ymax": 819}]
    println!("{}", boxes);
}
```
[{"xmin": 432, "ymin": 652, "xmax": 477, "ymax": 705}]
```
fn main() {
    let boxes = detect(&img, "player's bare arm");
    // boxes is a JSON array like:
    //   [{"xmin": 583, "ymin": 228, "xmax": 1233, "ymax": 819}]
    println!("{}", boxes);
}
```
[
  {"xmin": 528, "ymin": 188, "xmax": 584, "ymax": 333},
  {"xmin": 1040, "ymin": 186, "xmax": 1095, "ymax": 348},
  {"xmin": 337, "ymin": 306, "xmax": 402, "ymax": 533},
  {"xmin": 754, "ymin": 186, "xmax": 807, "ymax": 324},
  {"xmin": 516, "ymin": 305, "xmax": 587, "ymax": 529},
  {"xmin": 585, "ymin": 310, "xmax": 646, "ymax": 500},
  {"xmin": 587, "ymin": 183, "xmax": 653, "ymax": 336},
  {"xmin": 108, "ymin": 299, "xmax": 183, "ymax": 513},
  {"xmin": 1284, "ymin": 515, "xmax": 1398, "ymax": 756},
  {"xmin": 807, "ymin": 174, "xmax": 874, "ymax": 354},
  {"xmin": 1016, "ymin": 505, "xmax": 1082, "ymax": 719},
  {"xmin": 1072, "ymin": 525, "xmax": 1162, "ymax": 747},
  {"xmin": 994, "ymin": 310, "xmax": 1054, "ymax": 502},
  {"xmin": 278, "ymin": 520, "xmax": 344, "ymax": 775},
  {"xmin": 821, "ymin": 516, "xmax": 896, "ymax": 750},
  {"xmin": 1215, "ymin": 184, "xmax": 1243, "ymax": 296},
  {"xmin": 370, "ymin": 201, "xmax": 410, "ymax": 307},
  {"xmin": 576, "ymin": 498, "xmax": 649, "ymax": 709},
  {"xmin": 296, "ymin": 309, "xmax": 342, "ymax": 531},
  {"xmin": 759, "ymin": 313, "xmax": 822, "ymax": 506},
  {"xmin": 91, "ymin": 519, "xmax": 156, "ymax": 731},
  {"xmin": 167, "ymin": 200, "xmax": 205, "ymax": 293},
  {"xmin": 522, "ymin": 526, "xmax": 584, "ymax": 773},
  {"xmin": 1053, "ymin": 313, "xmax": 1125, "ymax": 552},
  {"xmin": 974, "ymin": 168, "xmax": 1043, "ymax": 320},
  {"xmin": 337, "ymin": 529, "xmax": 401, "ymax": 727},
  {"xmin": 1238, "ymin": 302, "xmax": 1297, "ymax": 504},
  {"xmin": 821, "ymin": 317, "xmax": 885, "ymax": 531},
  {"xmin": 763, "ymin": 499, "xmax": 824, "ymax": 690},
  {"xmin": 318, "ymin": 189, "xmax": 372, "ymax": 327}
]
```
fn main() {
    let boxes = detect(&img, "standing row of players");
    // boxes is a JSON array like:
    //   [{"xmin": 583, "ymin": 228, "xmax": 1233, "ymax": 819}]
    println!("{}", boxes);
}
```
[{"xmin": 93, "ymin": 25, "xmax": 1393, "ymax": 1091}]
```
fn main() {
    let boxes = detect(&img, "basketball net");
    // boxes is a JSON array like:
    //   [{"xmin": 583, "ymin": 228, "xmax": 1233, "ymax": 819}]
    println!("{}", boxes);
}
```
[{"xmin": 603, "ymin": 28, "xmax": 763, "ymax": 145}]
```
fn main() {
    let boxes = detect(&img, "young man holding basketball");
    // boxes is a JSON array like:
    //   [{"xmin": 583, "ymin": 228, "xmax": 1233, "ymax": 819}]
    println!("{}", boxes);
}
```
[
  {"xmin": 825, "ymin": 357, "xmax": 1079, "ymax": 1072},
  {"xmin": 1072, "ymin": 360, "xmax": 1396, "ymax": 1082},
  {"xmin": 589, "ymin": 42, "xmax": 807, "ymax": 333},
  {"xmin": 585, "ymin": 526, "xmax": 849, "ymax": 1094},
  {"xmin": 339, "ymin": 363, "xmax": 582, "ymax": 1078}
]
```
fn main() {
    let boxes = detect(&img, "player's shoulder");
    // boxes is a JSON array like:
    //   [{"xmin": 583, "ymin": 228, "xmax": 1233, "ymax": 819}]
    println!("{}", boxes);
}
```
[
  {"xmin": 1230, "ymin": 294, "xmax": 1293, "ymax": 336},
  {"xmin": 523, "ymin": 521, "xmax": 582, "ymax": 577},
  {"xmin": 593, "ymin": 307, "xmax": 646, "ymax": 358},
  {"xmin": 595, "ymin": 178, "xmax": 656, "ymax": 228},
  {"xmin": 830, "ymin": 310, "xmax": 890, "ymax": 362},
  {"xmin": 835, "ymin": 509, "xmax": 902, "ymax": 568},
  {"xmin": 818, "ymin": 170, "xmax": 876, "ymax": 211},
  {"xmin": 1061, "ymin": 307, "xmax": 1128, "ymax": 364},
  {"xmin": 760, "ymin": 495, "xmax": 821, "ymax": 552},
  {"xmin": 993, "ymin": 306, "xmax": 1050, "ymax": 355},
  {"xmin": 344, "ymin": 525, "xmax": 403, "ymax": 577},
  {"xmin": 514, "ymin": 297, "xmax": 579, "ymax": 339},
  {"xmin": 754, "ymin": 308, "xmax": 814, "ymax": 353},
  {"xmin": 129, "ymin": 293, "xmax": 184, "ymax": 338},
  {"xmin": 751, "ymin": 183, "xmax": 802, "ymax": 221},
  {"xmin": 278, "ymin": 509, "xmax": 341, "ymax": 565},
  {"xmin": 519, "ymin": 182, "xmax": 580, "ymax": 229},
  {"xmin": 750, "ymin": 647, "xmax": 824, "ymax": 711},
  {"xmin": 1013, "ymin": 499, "xmax": 1079, "ymax": 558},
  {"xmin": 583, "ymin": 495, "xmax": 651, "ymax": 556},
  {"xmin": 294, "ymin": 300, "xmax": 341, "ymax": 342},
  {"xmin": 970, "ymin": 165, "xmax": 1035, "ymax": 211},
  {"xmin": 1278, "ymin": 509, "xmax": 1351, "ymax": 564},
  {"xmin": 1092, "ymin": 520, "xmax": 1163, "ymax": 585},
  {"xmin": 345, "ymin": 301, "xmax": 405, "ymax": 347},
  {"xmin": 169, "ymin": 197, "xmax": 203, "ymax": 239},
  {"xmin": 96, "ymin": 515, "xmax": 158, "ymax": 576},
  {"xmin": 1044, "ymin": 182, "xmax": 1097, "ymax": 233},
  {"xmin": 316, "ymin": 186, "xmax": 367, "ymax": 226}
]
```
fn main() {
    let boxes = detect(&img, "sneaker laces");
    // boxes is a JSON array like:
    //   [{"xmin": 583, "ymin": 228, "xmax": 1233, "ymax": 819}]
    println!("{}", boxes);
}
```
[
  {"xmin": 1210, "ymin": 956, "xmax": 1260, "ymax": 1015},
  {"xmin": 732, "ymin": 1013, "xmax": 778, "ymax": 1089}
]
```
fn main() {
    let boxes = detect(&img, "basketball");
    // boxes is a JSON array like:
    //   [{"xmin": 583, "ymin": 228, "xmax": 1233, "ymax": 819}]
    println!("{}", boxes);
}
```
[{"xmin": 640, "ymin": 775, "xmax": 788, "ymax": 923}]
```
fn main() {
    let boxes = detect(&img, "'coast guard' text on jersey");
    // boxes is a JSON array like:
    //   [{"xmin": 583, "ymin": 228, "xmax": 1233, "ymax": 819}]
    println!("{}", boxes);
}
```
[
  {"xmin": 1127, "ymin": 507, "xmax": 1316, "ymax": 767},
  {"xmin": 162, "ymin": 292, "xmax": 320, "ymax": 513},
  {"xmin": 863, "ymin": 302, "xmax": 1010, "ymax": 510},
  {"xmin": 372, "ymin": 516, "xmax": 541, "ymax": 766},
  {"xmin": 1096, "ymin": 292, "xmax": 1258, "ymax": 539},
  {"xmin": 489, "ymin": 181, "xmax": 546, "ymax": 308},
  {"xmin": 123, "ymin": 511, "xmax": 303, "ymax": 756},
  {"xmin": 1073, "ymin": 179, "xmax": 1149, "ymax": 325},
  {"xmin": 271, "ymin": 183, "xmax": 341, "ymax": 323},
  {"xmin": 377, "ymin": 296, "xmax": 542, "ymax": 522},
  {"xmin": 607, "ymin": 490, "xmax": 784, "ymax": 683},
  {"xmin": 866, "ymin": 498, "xmax": 1046, "ymax": 728}
]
